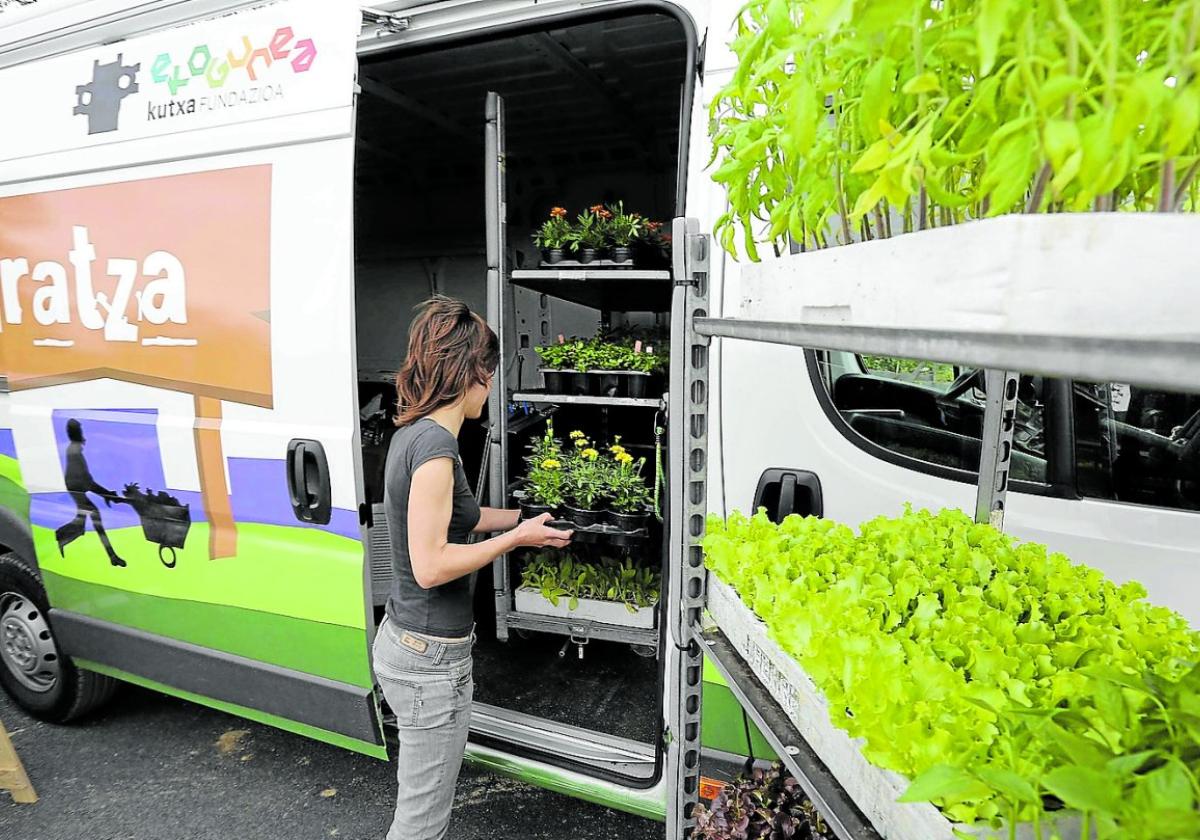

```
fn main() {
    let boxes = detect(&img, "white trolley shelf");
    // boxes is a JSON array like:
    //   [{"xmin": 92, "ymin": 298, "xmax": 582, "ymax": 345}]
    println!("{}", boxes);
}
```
[{"xmin": 676, "ymin": 213, "xmax": 1200, "ymax": 840}]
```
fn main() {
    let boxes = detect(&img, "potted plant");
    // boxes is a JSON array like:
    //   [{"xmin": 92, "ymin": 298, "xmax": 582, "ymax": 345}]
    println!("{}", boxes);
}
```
[
  {"xmin": 605, "ymin": 202, "xmax": 642, "ymax": 265},
  {"xmin": 532, "ymin": 206, "xmax": 571, "ymax": 264},
  {"xmin": 567, "ymin": 206, "xmax": 610, "ymax": 264},
  {"xmin": 561, "ymin": 431, "xmax": 609, "ymax": 527},
  {"xmin": 634, "ymin": 219, "xmax": 671, "ymax": 268},
  {"xmin": 534, "ymin": 342, "xmax": 574, "ymax": 393},
  {"xmin": 624, "ymin": 347, "xmax": 664, "ymax": 398},
  {"xmin": 606, "ymin": 441, "xmax": 653, "ymax": 531},
  {"xmin": 570, "ymin": 340, "xmax": 601, "ymax": 395},
  {"xmin": 519, "ymin": 423, "xmax": 564, "ymax": 519},
  {"xmin": 588, "ymin": 339, "xmax": 626, "ymax": 397}
]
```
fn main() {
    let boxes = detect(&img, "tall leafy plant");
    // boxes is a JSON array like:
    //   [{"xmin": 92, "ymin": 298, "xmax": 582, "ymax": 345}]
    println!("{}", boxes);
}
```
[{"xmin": 710, "ymin": 0, "xmax": 1200, "ymax": 258}]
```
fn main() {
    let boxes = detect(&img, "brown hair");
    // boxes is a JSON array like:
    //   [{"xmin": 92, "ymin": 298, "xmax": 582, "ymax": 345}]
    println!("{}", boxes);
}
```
[{"xmin": 394, "ymin": 296, "xmax": 500, "ymax": 426}]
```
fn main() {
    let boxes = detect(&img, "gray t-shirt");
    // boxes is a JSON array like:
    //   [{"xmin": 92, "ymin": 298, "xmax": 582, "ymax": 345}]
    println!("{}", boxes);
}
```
[{"xmin": 384, "ymin": 418, "xmax": 481, "ymax": 637}]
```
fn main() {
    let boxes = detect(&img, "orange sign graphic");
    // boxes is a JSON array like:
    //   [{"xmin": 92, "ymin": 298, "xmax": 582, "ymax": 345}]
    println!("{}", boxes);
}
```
[{"xmin": 0, "ymin": 166, "xmax": 274, "ymax": 559}]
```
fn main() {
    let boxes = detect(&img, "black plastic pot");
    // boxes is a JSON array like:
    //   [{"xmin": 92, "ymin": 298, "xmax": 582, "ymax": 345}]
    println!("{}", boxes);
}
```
[
  {"xmin": 626, "ymin": 372, "xmax": 651, "ymax": 398},
  {"xmin": 576, "ymin": 247, "xmax": 598, "ymax": 265},
  {"xmin": 570, "ymin": 370, "xmax": 598, "ymax": 395},
  {"xmin": 541, "ymin": 248, "xmax": 565, "ymax": 265},
  {"xmin": 562, "ymin": 504, "xmax": 604, "ymax": 528},
  {"xmin": 607, "ymin": 509, "xmax": 651, "ymax": 532},
  {"xmin": 594, "ymin": 371, "xmax": 621, "ymax": 397},
  {"xmin": 610, "ymin": 246, "xmax": 632, "ymax": 265},
  {"xmin": 542, "ymin": 369, "xmax": 567, "ymax": 393},
  {"xmin": 519, "ymin": 499, "xmax": 556, "ymax": 521}
]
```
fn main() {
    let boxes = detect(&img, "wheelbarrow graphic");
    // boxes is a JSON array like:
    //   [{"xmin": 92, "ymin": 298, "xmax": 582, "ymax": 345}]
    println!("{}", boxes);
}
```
[{"xmin": 115, "ymin": 483, "xmax": 192, "ymax": 568}]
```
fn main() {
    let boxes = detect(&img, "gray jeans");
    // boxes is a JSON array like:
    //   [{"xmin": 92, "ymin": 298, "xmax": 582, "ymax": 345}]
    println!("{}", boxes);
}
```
[{"xmin": 372, "ymin": 617, "xmax": 474, "ymax": 840}]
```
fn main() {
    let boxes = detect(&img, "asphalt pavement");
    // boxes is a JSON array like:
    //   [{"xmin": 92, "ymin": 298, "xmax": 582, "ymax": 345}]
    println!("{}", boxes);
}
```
[{"xmin": 1, "ymin": 683, "xmax": 666, "ymax": 840}]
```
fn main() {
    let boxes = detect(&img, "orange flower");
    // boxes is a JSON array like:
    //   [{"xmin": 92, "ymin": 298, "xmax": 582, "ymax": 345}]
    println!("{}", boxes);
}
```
[
  {"xmin": 646, "ymin": 220, "xmax": 663, "ymax": 231},
  {"xmin": 550, "ymin": 207, "xmax": 568, "ymax": 219},
  {"xmin": 589, "ymin": 204, "xmax": 605, "ymax": 214},
  {"xmin": 589, "ymin": 204, "xmax": 613, "ymax": 219}
]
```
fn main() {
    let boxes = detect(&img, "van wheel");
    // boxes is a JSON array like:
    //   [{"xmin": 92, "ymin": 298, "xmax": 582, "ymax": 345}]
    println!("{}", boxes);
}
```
[{"xmin": 0, "ymin": 552, "xmax": 118, "ymax": 722}]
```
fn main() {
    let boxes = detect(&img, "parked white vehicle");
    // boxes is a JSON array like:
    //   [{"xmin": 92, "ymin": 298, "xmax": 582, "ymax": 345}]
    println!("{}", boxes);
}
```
[{"xmin": 0, "ymin": 3, "xmax": 1196, "ymax": 839}]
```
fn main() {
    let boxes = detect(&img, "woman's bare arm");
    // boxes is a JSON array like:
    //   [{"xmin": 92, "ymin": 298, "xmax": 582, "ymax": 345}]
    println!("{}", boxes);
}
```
[
  {"xmin": 474, "ymin": 507, "xmax": 520, "ymax": 534},
  {"xmin": 408, "ymin": 458, "xmax": 570, "ymax": 589}
]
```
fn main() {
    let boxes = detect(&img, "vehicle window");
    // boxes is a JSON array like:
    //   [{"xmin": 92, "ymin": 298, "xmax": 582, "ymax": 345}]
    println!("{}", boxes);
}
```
[
  {"xmin": 813, "ymin": 352, "xmax": 1048, "ymax": 484},
  {"xmin": 1074, "ymin": 383, "xmax": 1200, "ymax": 511}
]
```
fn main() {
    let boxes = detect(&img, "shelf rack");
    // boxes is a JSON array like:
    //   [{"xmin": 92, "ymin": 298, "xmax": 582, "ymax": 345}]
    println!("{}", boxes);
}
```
[
  {"xmin": 485, "ymin": 98, "xmax": 672, "ymax": 656},
  {"xmin": 664, "ymin": 214, "xmax": 1200, "ymax": 840},
  {"xmin": 511, "ymin": 391, "xmax": 665, "ymax": 409},
  {"xmin": 508, "ymin": 610, "xmax": 660, "ymax": 648},
  {"xmin": 510, "ymin": 268, "xmax": 672, "ymax": 311},
  {"xmin": 702, "ymin": 628, "xmax": 881, "ymax": 840}
]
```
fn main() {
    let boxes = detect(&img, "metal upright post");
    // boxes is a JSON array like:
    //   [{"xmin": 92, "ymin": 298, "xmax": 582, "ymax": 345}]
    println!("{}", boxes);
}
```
[
  {"xmin": 666, "ymin": 217, "xmax": 710, "ymax": 840},
  {"xmin": 974, "ymin": 369, "xmax": 1021, "ymax": 529},
  {"xmin": 484, "ymin": 92, "xmax": 512, "ymax": 639}
]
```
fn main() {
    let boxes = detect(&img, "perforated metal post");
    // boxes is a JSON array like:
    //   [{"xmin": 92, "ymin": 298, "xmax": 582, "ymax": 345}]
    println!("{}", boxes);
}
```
[
  {"xmin": 974, "ymin": 369, "xmax": 1021, "ymax": 529},
  {"xmin": 666, "ymin": 217, "xmax": 710, "ymax": 840},
  {"xmin": 484, "ymin": 92, "xmax": 512, "ymax": 639}
]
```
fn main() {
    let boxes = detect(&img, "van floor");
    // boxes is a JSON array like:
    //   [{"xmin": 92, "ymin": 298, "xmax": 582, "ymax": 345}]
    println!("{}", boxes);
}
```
[{"xmin": 471, "ymin": 630, "xmax": 659, "ymax": 745}]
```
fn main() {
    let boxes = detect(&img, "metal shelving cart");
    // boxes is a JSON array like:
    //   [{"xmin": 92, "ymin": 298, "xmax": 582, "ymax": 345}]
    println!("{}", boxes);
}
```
[
  {"xmin": 662, "ymin": 214, "xmax": 1200, "ymax": 839},
  {"xmin": 484, "ymin": 94, "xmax": 672, "ymax": 656}
]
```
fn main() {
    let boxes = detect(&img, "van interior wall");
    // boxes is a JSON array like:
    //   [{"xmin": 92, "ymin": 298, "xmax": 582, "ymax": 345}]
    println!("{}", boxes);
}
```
[{"xmin": 353, "ymin": 11, "xmax": 687, "ymax": 379}]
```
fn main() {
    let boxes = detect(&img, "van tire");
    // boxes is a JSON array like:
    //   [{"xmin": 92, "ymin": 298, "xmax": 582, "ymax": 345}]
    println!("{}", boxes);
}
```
[{"xmin": 0, "ymin": 552, "xmax": 118, "ymax": 722}]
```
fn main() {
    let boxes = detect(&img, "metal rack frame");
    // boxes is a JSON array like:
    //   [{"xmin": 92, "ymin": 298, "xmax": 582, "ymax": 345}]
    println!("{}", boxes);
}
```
[
  {"xmin": 485, "ymin": 93, "xmax": 672, "ymax": 653},
  {"xmin": 665, "ymin": 223, "xmax": 1200, "ymax": 839}
]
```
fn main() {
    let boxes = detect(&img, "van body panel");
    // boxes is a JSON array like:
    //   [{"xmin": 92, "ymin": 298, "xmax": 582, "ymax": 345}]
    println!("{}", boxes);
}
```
[{"xmin": 0, "ymin": 0, "xmax": 385, "ymax": 756}]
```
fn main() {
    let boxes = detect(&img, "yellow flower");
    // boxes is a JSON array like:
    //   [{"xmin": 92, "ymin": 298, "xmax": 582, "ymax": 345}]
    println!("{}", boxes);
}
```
[
  {"xmin": 582, "ymin": 448, "xmax": 599, "ymax": 461},
  {"xmin": 569, "ymin": 430, "xmax": 585, "ymax": 439},
  {"xmin": 574, "ymin": 437, "xmax": 589, "ymax": 449},
  {"xmin": 541, "ymin": 458, "xmax": 561, "ymax": 470},
  {"xmin": 616, "ymin": 452, "xmax": 633, "ymax": 465},
  {"xmin": 609, "ymin": 444, "xmax": 626, "ymax": 455}
]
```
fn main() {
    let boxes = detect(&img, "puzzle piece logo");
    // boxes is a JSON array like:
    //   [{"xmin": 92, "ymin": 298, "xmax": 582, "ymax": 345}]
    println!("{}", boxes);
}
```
[{"xmin": 74, "ymin": 54, "xmax": 141, "ymax": 134}]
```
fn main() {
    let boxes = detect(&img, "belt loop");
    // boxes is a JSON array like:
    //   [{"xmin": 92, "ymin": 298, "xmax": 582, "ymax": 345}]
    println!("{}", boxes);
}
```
[{"xmin": 433, "ymin": 641, "xmax": 445, "ymax": 665}]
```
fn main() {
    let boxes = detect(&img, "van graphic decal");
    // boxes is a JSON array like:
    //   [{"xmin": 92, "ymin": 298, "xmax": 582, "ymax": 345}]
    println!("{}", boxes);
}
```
[
  {"xmin": 0, "ymin": 166, "xmax": 272, "ymax": 561},
  {"xmin": 54, "ymin": 418, "xmax": 127, "ymax": 568},
  {"xmin": 150, "ymin": 28, "xmax": 318, "ymax": 96},
  {"xmin": 73, "ymin": 54, "xmax": 140, "ymax": 135}
]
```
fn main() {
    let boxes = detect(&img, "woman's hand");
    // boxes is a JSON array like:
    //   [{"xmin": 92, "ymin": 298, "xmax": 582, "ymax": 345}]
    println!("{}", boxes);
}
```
[{"xmin": 511, "ymin": 513, "xmax": 573, "ymax": 548}]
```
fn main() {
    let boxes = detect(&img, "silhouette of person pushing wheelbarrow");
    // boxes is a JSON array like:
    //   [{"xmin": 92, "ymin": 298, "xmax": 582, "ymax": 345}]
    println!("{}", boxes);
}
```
[{"xmin": 55, "ymin": 419, "xmax": 126, "ymax": 567}]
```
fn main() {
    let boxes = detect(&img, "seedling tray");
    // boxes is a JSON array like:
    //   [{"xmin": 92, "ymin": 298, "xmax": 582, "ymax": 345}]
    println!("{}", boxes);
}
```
[
  {"xmin": 549, "ymin": 518, "xmax": 648, "ymax": 547},
  {"xmin": 515, "ymin": 588, "xmax": 656, "ymax": 629},
  {"xmin": 706, "ymin": 577, "xmax": 1081, "ymax": 840}
]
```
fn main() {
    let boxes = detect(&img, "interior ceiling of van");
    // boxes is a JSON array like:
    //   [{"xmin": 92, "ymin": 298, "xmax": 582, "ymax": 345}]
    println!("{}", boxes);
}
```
[{"xmin": 354, "ymin": 12, "xmax": 688, "ymax": 204}]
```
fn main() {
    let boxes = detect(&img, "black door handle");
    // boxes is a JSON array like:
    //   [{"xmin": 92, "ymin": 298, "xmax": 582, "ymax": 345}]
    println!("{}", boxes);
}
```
[
  {"xmin": 752, "ymin": 468, "xmax": 823, "ymax": 523},
  {"xmin": 286, "ymin": 439, "xmax": 332, "ymax": 525}
]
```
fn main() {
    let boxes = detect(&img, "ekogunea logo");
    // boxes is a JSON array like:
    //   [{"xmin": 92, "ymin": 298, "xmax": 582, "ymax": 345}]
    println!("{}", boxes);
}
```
[
  {"xmin": 71, "ymin": 27, "xmax": 317, "ymax": 134},
  {"xmin": 143, "ymin": 27, "xmax": 317, "ymax": 122}
]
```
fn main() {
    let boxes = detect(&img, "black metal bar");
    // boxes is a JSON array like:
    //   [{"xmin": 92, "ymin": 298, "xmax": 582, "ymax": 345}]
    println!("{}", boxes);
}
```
[{"xmin": 700, "ymin": 627, "xmax": 882, "ymax": 840}]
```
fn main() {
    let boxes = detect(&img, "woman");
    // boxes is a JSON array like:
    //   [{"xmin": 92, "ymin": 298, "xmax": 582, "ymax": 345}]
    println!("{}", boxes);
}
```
[{"xmin": 372, "ymin": 296, "xmax": 571, "ymax": 840}]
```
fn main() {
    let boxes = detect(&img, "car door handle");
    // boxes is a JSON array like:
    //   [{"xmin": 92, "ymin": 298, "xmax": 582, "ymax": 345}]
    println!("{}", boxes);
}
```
[
  {"xmin": 752, "ymin": 468, "xmax": 823, "ymax": 523},
  {"xmin": 287, "ymin": 439, "xmax": 332, "ymax": 525}
]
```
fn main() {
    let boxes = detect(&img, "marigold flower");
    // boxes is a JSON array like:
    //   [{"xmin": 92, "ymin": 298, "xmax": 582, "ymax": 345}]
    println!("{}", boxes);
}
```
[
  {"xmin": 582, "ymin": 448, "xmax": 599, "ymax": 461},
  {"xmin": 574, "ymin": 438, "xmax": 588, "ymax": 449},
  {"xmin": 541, "ymin": 458, "xmax": 561, "ymax": 470},
  {"xmin": 615, "ymin": 452, "xmax": 633, "ymax": 465},
  {"xmin": 610, "ymin": 445, "xmax": 626, "ymax": 455},
  {"xmin": 550, "ymin": 207, "xmax": 568, "ymax": 219},
  {"xmin": 569, "ymin": 430, "xmax": 585, "ymax": 439},
  {"xmin": 589, "ymin": 204, "xmax": 605, "ymax": 214}
]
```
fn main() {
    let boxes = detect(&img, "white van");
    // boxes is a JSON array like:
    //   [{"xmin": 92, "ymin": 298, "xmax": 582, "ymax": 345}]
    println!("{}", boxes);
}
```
[{"xmin": 0, "ymin": 1, "xmax": 1196, "ymax": 835}]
